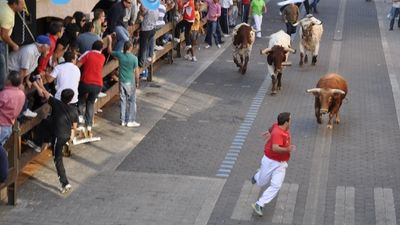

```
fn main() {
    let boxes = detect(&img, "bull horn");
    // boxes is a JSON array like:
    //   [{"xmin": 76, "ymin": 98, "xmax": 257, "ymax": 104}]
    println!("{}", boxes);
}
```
[
  {"xmin": 282, "ymin": 61, "xmax": 292, "ymax": 66},
  {"xmin": 331, "ymin": 89, "xmax": 346, "ymax": 95},
  {"xmin": 260, "ymin": 48, "xmax": 271, "ymax": 55},
  {"xmin": 283, "ymin": 47, "xmax": 296, "ymax": 54},
  {"xmin": 306, "ymin": 88, "xmax": 321, "ymax": 94}
]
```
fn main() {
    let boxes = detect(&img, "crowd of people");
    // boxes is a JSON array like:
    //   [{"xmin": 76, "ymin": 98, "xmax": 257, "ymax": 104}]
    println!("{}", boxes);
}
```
[{"xmin": 0, "ymin": 0, "xmax": 318, "ymax": 192}]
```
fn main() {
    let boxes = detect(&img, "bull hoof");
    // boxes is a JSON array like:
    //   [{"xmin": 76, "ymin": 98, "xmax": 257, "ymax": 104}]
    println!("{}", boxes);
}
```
[
  {"xmin": 317, "ymin": 118, "xmax": 322, "ymax": 124},
  {"xmin": 335, "ymin": 119, "xmax": 340, "ymax": 124},
  {"xmin": 304, "ymin": 55, "xmax": 308, "ymax": 64},
  {"xmin": 270, "ymin": 91, "xmax": 277, "ymax": 96},
  {"xmin": 277, "ymin": 86, "xmax": 281, "ymax": 90},
  {"xmin": 241, "ymin": 68, "xmax": 247, "ymax": 75},
  {"xmin": 299, "ymin": 61, "xmax": 303, "ymax": 67},
  {"xmin": 327, "ymin": 124, "xmax": 333, "ymax": 129}
]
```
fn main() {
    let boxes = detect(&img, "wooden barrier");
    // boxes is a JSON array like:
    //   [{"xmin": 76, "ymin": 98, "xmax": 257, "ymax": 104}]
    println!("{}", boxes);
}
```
[{"xmin": 0, "ymin": 6, "xmax": 180, "ymax": 205}]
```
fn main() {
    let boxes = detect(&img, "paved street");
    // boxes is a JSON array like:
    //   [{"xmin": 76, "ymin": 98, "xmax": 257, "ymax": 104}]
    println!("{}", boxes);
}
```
[{"xmin": 2, "ymin": 0, "xmax": 400, "ymax": 224}]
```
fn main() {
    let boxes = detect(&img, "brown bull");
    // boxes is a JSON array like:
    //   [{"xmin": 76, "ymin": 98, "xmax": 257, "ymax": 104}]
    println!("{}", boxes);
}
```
[
  {"xmin": 306, "ymin": 73, "xmax": 348, "ymax": 129},
  {"xmin": 232, "ymin": 23, "xmax": 255, "ymax": 74}
]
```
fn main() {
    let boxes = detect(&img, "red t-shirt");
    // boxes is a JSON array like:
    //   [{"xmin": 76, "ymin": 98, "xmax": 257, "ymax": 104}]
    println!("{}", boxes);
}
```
[
  {"xmin": 79, "ymin": 50, "xmax": 105, "ymax": 87},
  {"xmin": 179, "ymin": 0, "xmax": 195, "ymax": 22},
  {"xmin": 38, "ymin": 35, "xmax": 57, "ymax": 73},
  {"xmin": 242, "ymin": 0, "xmax": 251, "ymax": 5},
  {"xmin": 264, "ymin": 123, "xmax": 291, "ymax": 162}
]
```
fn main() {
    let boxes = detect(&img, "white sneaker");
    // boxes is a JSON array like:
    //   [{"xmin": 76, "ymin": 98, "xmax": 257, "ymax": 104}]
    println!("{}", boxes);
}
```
[
  {"xmin": 26, "ymin": 140, "xmax": 41, "ymax": 153},
  {"xmin": 184, "ymin": 54, "xmax": 192, "ymax": 61},
  {"xmin": 60, "ymin": 184, "xmax": 72, "ymax": 194},
  {"xmin": 185, "ymin": 45, "xmax": 192, "ymax": 50},
  {"xmin": 78, "ymin": 115, "xmax": 85, "ymax": 124},
  {"xmin": 121, "ymin": 122, "xmax": 126, "ymax": 126},
  {"xmin": 126, "ymin": 121, "xmax": 140, "ymax": 128},
  {"xmin": 174, "ymin": 38, "xmax": 180, "ymax": 43},
  {"xmin": 23, "ymin": 109, "xmax": 37, "ymax": 118},
  {"xmin": 217, "ymin": 44, "xmax": 221, "ymax": 48},
  {"xmin": 147, "ymin": 57, "xmax": 153, "ymax": 63},
  {"xmin": 98, "ymin": 92, "xmax": 107, "ymax": 98},
  {"xmin": 223, "ymin": 34, "xmax": 230, "ymax": 37},
  {"xmin": 154, "ymin": 45, "xmax": 164, "ymax": 51},
  {"xmin": 205, "ymin": 45, "xmax": 211, "ymax": 49},
  {"xmin": 192, "ymin": 56, "xmax": 197, "ymax": 62}
]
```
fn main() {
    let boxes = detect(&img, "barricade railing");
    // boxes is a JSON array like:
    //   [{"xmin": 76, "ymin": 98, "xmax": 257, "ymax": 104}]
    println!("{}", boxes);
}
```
[{"xmin": 0, "ymin": 6, "xmax": 182, "ymax": 205}]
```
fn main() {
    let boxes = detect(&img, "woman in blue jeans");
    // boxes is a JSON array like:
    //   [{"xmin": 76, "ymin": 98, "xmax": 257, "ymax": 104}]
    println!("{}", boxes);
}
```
[{"xmin": 111, "ymin": 41, "xmax": 141, "ymax": 128}]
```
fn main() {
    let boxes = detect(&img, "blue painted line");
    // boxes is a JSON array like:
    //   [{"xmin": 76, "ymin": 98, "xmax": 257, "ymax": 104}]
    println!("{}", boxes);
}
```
[
  {"xmin": 216, "ymin": 173, "xmax": 229, "ymax": 177},
  {"xmin": 225, "ymin": 156, "xmax": 237, "ymax": 161},
  {"xmin": 218, "ymin": 168, "xmax": 231, "ymax": 173},
  {"xmin": 215, "ymin": 78, "xmax": 269, "ymax": 178},
  {"xmin": 222, "ymin": 160, "xmax": 235, "ymax": 165}
]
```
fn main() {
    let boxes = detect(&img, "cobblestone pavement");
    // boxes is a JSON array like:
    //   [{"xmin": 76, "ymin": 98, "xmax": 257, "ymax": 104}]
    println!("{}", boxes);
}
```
[{"xmin": 2, "ymin": 0, "xmax": 400, "ymax": 224}]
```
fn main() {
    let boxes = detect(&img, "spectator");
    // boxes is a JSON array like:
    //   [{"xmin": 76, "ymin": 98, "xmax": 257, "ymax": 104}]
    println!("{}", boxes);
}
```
[
  {"xmin": 63, "ymin": 16, "xmax": 75, "ymax": 27},
  {"xmin": 138, "ymin": 5, "xmax": 159, "ymax": 67},
  {"xmin": 250, "ymin": 0, "xmax": 266, "ymax": 38},
  {"xmin": 219, "ymin": 0, "xmax": 233, "ymax": 36},
  {"xmin": 111, "ymin": 41, "xmax": 140, "ymax": 127},
  {"xmin": 241, "ymin": 0, "xmax": 251, "ymax": 23},
  {"xmin": 154, "ymin": 0, "xmax": 167, "ymax": 51},
  {"xmin": 46, "ymin": 51, "xmax": 80, "ymax": 108},
  {"xmin": 73, "ymin": 11, "xmax": 87, "ymax": 33},
  {"xmin": 108, "ymin": 0, "xmax": 136, "ymax": 51},
  {"xmin": 56, "ymin": 23, "xmax": 80, "ymax": 61},
  {"xmin": 76, "ymin": 40, "xmax": 111, "ymax": 137},
  {"xmin": 41, "ymin": 88, "xmax": 78, "ymax": 194},
  {"xmin": 282, "ymin": 4, "xmax": 299, "ymax": 36},
  {"xmin": 203, "ymin": 0, "xmax": 221, "ymax": 49},
  {"xmin": 37, "ymin": 21, "xmax": 64, "ymax": 76},
  {"xmin": 174, "ymin": 0, "xmax": 196, "ymax": 51},
  {"xmin": 229, "ymin": 0, "xmax": 239, "ymax": 28},
  {"xmin": 8, "ymin": 35, "xmax": 51, "ymax": 118},
  {"xmin": 389, "ymin": 0, "xmax": 400, "ymax": 30},
  {"xmin": 76, "ymin": 22, "xmax": 102, "ymax": 55},
  {"xmin": 185, "ymin": 1, "xmax": 203, "ymax": 61},
  {"xmin": 0, "ymin": 0, "xmax": 25, "ymax": 90},
  {"xmin": 93, "ymin": 8, "xmax": 106, "ymax": 37},
  {"xmin": 0, "ymin": 71, "xmax": 25, "ymax": 146},
  {"xmin": 310, "ymin": 0, "xmax": 320, "ymax": 14}
]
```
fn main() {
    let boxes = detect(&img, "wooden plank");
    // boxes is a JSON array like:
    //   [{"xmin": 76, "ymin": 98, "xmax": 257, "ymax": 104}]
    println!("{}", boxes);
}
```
[{"xmin": 19, "ymin": 104, "xmax": 51, "ymax": 135}]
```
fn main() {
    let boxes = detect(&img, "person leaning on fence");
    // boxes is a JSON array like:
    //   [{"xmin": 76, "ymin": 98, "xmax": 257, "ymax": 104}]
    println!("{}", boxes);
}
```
[
  {"xmin": 138, "ymin": 4, "xmax": 159, "ymax": 67},
  {"xmin": 76, "ymin": 40, "xmax": 112, "ymax": 137},
  {"xmin": 76, "ymin": 22, "xmax": 103, "ymax": 55},
  {"xmin": 0, "ymin": 0, "xmax": 25, "ymax": 91},
  {"xmin": 112, "ymin": 41, "xmax": 141, "ymax": 128},
  {"xmin": 251, "ymin": 112, "xmax": 295, "ymax": 217},
  {"xmin": 7, "ymin": 35, "xmax": 51, "ymax": 118},
  {"xmin": 41, "ymin": 88, "xmax": 78, "ymax": 194},
  {"xmin": 0, "ymin": 71, "xmax": 25, "ymax": 147},
  {"xmin": 107, "ymin": 0, "xmax": 136, "ymax": 51}
]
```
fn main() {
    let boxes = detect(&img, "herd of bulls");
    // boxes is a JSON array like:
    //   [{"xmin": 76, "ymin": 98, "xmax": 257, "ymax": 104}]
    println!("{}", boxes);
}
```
[{"xmin": 232, "ymin": 12, "xmax": 348, "ymax": 129}]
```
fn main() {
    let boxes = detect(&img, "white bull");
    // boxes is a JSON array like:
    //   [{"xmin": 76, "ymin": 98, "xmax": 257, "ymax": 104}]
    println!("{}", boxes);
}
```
[
  {"xmin": 260, "ymin": 30, "xmax": 295, "ymax": 95},
  {"xmin": 293, "ymin": 15, "xmax": 323, "ymax": 66}
]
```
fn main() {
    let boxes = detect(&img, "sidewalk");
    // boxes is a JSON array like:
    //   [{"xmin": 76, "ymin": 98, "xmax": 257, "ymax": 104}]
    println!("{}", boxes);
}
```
[{"xmin": 0, "ymin": 41, "xmax": 229, "ymax": 224}]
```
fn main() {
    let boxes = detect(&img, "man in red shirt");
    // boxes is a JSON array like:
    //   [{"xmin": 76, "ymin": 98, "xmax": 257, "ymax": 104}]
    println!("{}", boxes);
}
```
[
  {"xmin": 77, "ymin": 40, "xmax": 110, "ymax": 137},
  {"xmin": 251, "ymin": 112, "xmax": 295, "ymax": 216}
]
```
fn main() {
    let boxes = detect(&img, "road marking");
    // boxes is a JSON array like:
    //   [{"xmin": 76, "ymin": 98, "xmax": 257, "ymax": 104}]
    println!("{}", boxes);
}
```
[
  {"xmin": 272, "ymin": 183, "xmax": 299, "ymax": 224},
  {"xmin": 216, "ymin": 78, "xmax": 269, "ymax": 177},
  {"xmin": 302, "ymin": 0, "xmax": 347, "ymax": 223},
  {"xmin": 231, "ymin": 180, "xmax": 261, "ymax": 221},
  {"xmin": 334, "ymin": 186, "xmax": 355, "ymax": 225},
  {"xmin": 374, "ymin": 188, "xmax": 397, "ymax": 225}
]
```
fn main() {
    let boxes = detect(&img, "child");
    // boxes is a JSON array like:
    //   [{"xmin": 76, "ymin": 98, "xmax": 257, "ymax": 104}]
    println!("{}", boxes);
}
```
[
  {"xmin": 185, "ymin": 2, "xmax": 203, "ymax": 61},
  {"xmin": 250, "ymin": 0, "xmax": 267, "ymax": 38}
]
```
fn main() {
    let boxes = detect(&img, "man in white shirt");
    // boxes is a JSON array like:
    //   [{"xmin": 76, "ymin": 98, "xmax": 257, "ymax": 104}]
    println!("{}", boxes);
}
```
[
  {"xmin": 46, "ymin": 51, "xmax": 81, "ymax": 106},
  {"xmin": 220, "ymin": 0, "xmax": 233, "ymax": 35}
]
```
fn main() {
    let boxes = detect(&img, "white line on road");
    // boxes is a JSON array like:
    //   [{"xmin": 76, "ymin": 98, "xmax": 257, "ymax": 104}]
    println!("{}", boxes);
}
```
[
  {"xmin": 374, "ymin": 188, "xmax": 397, "ymax": 225},
  {"xmin": 272, "ymin": 183, "xmax": 299, "ymax": 224},
  {"xmin": 334, "ymin": 186, "xmax": 355, "ymax": 225},
  {"xmin": 231, "ymin": 180, "xmax": 261, "ymax": 221}
]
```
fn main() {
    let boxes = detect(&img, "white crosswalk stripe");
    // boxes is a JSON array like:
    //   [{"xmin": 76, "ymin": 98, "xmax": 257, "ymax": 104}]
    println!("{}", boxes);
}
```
[
  {"xmin": 231, "ymin": 180, "xmax": 261, "ymax": 221},
  {"xmin": 374, "ymin": 187, "xmax": 397, "ymax": 225},
  {"xmin": 334, "ymin": 186, "xmax": 355, "ymax": 225},
  {"xmin": 272, "ymin": 183, "xmax": 299, "ymax": 224}
]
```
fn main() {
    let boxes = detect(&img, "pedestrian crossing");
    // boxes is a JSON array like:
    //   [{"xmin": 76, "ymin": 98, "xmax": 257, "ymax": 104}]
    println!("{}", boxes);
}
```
[{"xmin": 231, "ymin": 182, "xmax": 398, "ymax": 225}]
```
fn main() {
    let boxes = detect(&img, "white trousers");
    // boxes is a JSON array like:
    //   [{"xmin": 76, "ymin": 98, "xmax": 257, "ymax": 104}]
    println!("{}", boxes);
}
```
[
  {"xmin": 253, "ymin": 15, "xmax": 263, "ymax": 37},
  {"xmin": 254, "ymin": 155, "xmax": 288, "ymax": 207}
]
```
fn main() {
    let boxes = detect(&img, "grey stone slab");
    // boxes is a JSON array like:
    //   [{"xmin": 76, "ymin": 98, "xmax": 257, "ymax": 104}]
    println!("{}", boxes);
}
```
[{"xmin": 231, "ymin": 180, "xmax": 261, "ymax": 221}]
